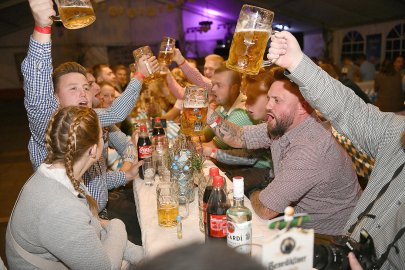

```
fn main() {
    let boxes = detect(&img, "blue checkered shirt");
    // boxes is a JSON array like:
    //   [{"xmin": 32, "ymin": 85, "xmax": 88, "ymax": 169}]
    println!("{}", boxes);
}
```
[{"xmin": 23, "ymin": 37, "xmax": 141, "ymax": 210}]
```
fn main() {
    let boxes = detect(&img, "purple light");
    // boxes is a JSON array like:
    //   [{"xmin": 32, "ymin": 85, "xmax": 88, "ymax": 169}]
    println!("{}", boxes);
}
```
[{"xmin": 204, "ymin": 8, "xmax": 221, "ymax": 17}]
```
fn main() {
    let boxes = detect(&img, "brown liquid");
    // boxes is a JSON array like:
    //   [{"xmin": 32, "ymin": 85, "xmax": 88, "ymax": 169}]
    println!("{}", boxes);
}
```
[
  {"xmin": 226, "ymin": 29, "xmax": 271, "ymax": 75},
  {"xmin": 180, "ymin": 106, "xmax": 208, "ymax": 136},
  {"xmin": 157, "ymin": 203, "xmax": 179, "ymax": 228},
  {"xmin": 158, "ymin": 51, "xmax": 174, "ymax": 66},
  {"xmin": 59, "ymin": 6, "xmax": 96, "ymax": 29}
]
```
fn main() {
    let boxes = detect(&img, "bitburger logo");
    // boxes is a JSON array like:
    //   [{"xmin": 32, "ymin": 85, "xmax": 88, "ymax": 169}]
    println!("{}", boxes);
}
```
[{"xmin": 280, "ymin": 237, "xmax": 295, "ymax": 254}]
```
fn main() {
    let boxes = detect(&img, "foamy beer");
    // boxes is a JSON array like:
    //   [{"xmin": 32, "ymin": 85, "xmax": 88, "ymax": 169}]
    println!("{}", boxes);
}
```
[
  {"xmin": 181, "ymin": 86, "xmax": 208, "ymax": 137},
  {"xmin": 158, "ymin": 37, "xmax": 176, "ymax": 66},
  {"xmin": 226, "ymin": 5, "xmax": 274, "ymax": 75},
  {"xmin": 133, "ymin": 46, "xmax": 159, "ymax": 82},
  {"xmin": 53, "ymin": 0, "xmax": 96, "ymax": 29}
]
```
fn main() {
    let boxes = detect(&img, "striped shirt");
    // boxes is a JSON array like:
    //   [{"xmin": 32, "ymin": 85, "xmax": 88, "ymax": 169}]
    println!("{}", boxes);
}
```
[
  {"xmin": 253, "ymin": 113, "xmax": 361, "ymax": 235},
  {"xmin": 288, "ymin": 55, "xmax": 405, "ymax": 269},
  {"xmin": 22, "ymin": 37, "xmax": 140, "ymax": 210}
]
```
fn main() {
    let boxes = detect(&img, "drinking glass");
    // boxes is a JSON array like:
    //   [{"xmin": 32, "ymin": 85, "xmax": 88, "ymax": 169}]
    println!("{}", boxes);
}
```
[
  {"xmin": 133, "ymin": 46, "xmax": 159, "ymax": 81},
  {"xmin": 180, "ymin": 86, "xmax": 208, "ymax": 137},
  {"xmin": 158, "ymin": 37, "xmax": 176, "ymax": 66},
  {"xmin": 156, "ymin": 182, "xmax": 188, "ymax": 227},
  {"xmin": 142, "ymin": 157, "xmax": 155, "ymax": 186},
  {"xmin": 226, "ymin": 5, "xmax": 274, "ymax": 75},
  {"xmin": 51, "ymin": 0, "xmax": 96, "ymax": 29}
]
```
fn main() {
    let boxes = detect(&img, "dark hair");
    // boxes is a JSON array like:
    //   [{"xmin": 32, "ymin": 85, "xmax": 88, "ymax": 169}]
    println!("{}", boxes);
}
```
[
  {"xmin": 45, "ymin": 106, "xmax": 100, "ymax": 215},
  {"xmin": 52, "ymin": 62, "xmax": 87, "ymax": 93},
  {"xmin": 380, "ymin": 59, "xmax": 396, "ymax": 75},
  {"xmin": 92, "ymin": 63, "xmax": 110, "ymax": 81},
  {"xmin": 246, "ymin": 67, "xmax": 277, "ymax": 93},
  {"xmin": 136, "ymin": 242, "xmax": 265, "ymax": 270}
]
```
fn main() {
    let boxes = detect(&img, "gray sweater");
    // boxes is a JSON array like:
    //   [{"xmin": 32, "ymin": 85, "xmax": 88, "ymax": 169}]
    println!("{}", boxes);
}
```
[{"xmin": 6, "ymin": 170, "xmax": 142, "ymax": 269}]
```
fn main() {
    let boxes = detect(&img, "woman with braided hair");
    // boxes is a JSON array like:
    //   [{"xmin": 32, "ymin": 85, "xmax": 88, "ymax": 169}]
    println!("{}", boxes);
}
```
[{"xmin": 6, "ymin": 106, "xmax": 144, "ymax": 269}]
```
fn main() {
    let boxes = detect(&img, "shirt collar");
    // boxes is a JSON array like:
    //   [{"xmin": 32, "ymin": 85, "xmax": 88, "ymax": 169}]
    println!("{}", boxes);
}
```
[
  {"xmin": 280, "ymin": 111, "xmax": 321, "ymax": 145},
  {"xmin": 38, "ymin": 163, "xmax": 79, "ymax": 196}
]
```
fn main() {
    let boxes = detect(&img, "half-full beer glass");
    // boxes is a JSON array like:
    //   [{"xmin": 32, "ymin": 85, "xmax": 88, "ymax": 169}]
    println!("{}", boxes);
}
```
[
  {"xmin": 53, "ymin": 0, "xmax": 96, "ymax": 29},
  {"xmin": 226, "ymin": 5, "xmax": 274, "ymax": 75},
  {"xmin": 180, "ymin": 86, "xmax": 208, "ymax": 137}
]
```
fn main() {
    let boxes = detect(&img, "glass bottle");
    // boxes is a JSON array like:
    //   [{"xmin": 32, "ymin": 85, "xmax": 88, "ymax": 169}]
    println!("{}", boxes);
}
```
[
  {"xmin": 226, "ymin": 176, "xmax": 252, "ymax": 255},
  {"xmin": 205, "ymin": 176, "xmax": 229, "ymax": 243},
  {"xmin": 137, "ymin": 125, "xmax": 152, "ymax": 179}
]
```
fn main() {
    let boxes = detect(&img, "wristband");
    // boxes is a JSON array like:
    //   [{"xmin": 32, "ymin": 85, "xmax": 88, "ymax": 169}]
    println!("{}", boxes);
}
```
[
  {"xmin": 209, "ymin": 115, "xmax": 220, "ymax": 129},
  {"xmin": 34, "ymin": 25, "xmax": 51, "ymax": 34},
  {"xmin": 179, "ymin": 59, "xmax": 186, "ymax": 66},
  {"xmin": 210, "ymin": 148, "xmax": 217, "ymax": 158},
  {"xmin": 134, "ymin": 71, "xmax": 145, "ymax": 80}
]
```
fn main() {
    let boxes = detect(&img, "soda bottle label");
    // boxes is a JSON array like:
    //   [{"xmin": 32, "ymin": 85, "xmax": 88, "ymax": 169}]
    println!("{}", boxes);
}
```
[
  {"xmin": 227, "ymin": 221, "xmax": 252, "ymax": 253},
  {"xmin": 138, "ymin": 145, "xmax": 152, "ymax": 159},
  {"xmin": 209, "ymin": 214, "xmax": 227, "ymax": 238}
]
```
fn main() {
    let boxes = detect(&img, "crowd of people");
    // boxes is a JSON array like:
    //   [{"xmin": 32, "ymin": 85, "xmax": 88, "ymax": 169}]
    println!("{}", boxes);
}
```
[{"xmin": 1, "ymin": 0, "xmax": 404, "ymax": 269}]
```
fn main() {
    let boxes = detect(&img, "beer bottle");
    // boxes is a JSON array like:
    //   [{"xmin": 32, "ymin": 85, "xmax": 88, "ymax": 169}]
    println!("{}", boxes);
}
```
[
  {"xmin": 201, "ymin": 167, "xmax": 220, "ymax": 232},
  {"xmin": 226, "ymin": 176, "xmax": 252, "ymax": 255},
  {"xmin": 137, "ymin": 125, "xmax": 152, "ymax": 179},
  {"xmin": 205, "ymin": 176, "xmax": 229, "ymax": 243}
]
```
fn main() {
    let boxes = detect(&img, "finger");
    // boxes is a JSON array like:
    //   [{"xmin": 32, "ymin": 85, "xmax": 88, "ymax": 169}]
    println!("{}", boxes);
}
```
[{"xmin": 348, "ymin": 253, "xmax": 363, "ymax": 269}]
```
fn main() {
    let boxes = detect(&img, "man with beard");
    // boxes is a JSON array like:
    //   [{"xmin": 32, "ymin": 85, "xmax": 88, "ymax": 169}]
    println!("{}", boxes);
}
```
[
  {"xmin": 205, "ymin": 67, "xmax": 362, "ymax": 236},
  {"xmin": 267, "ymin": 31, "xmax": 405, "ymax": 270}
]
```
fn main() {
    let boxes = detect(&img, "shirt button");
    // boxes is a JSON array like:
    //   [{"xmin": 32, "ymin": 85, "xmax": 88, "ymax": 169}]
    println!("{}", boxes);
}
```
[
  {"xmin": 397, "ymin": 201, "xmax": 402, "ymax": 206},
  {"xmin": 377, "ymin": 224, "xmax": 381, "ymax": 229},
  {"xmin": 37, "ymin": 61, "xmax": 43, "ymax": 70}
]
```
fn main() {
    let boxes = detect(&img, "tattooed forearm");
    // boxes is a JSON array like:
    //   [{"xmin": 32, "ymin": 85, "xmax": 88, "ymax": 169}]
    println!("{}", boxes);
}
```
[{"xmin": 250, "ymin": 191, "xmax": 279, "ymax": 220}]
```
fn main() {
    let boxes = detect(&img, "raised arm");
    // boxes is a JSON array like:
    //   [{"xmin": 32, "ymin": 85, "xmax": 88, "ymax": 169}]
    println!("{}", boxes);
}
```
[
  {"xmin": 172, "ymin": 48, "xmax": 213, "ymax": 90},
  {"xmin": 165, "ymin": 69, "xmax": 185, "ymax": 99}
]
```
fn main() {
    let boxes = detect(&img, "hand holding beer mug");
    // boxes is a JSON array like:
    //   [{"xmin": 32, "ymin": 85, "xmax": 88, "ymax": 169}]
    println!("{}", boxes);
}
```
[
  {"xmin": 51, "ymin": 0, "xmax": 96, "ymax": 29},
  {"xmin": 129, "ymin": 54, "xmax": 159, "ymax": 81},
  {"xmin": 158, "ymin": 37, "xmax": 176, "ymax": 72},
  {"xmin": 226, "ymin": 5, "xmax": 274, "ymax": 75},
  {"xmin": 180, "ymin": 86, "xmax": 208, "ymax": 137},
  {"xmin": 133, "ymin": 46, "xmax": 160, "ymax": 82}
]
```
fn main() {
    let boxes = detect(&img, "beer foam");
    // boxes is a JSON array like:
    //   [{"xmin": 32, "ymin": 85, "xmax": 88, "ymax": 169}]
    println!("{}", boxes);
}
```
[
  {"xmin": 183, "ymin": 104, "xmax": 208, "ymax": 108},
  {"xmin": 235, "ymin": 28, "xmax": 272, "ymax": 33}
]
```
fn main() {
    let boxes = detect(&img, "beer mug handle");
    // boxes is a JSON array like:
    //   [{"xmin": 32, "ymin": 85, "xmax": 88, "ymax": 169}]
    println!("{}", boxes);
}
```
[
  {"xmin": 262, "ymin": 30, "xmax": 279, "ymax": 68},
  {"xmin": 50, "ymin": 15, "xmax": 62, "ymax": 22}
]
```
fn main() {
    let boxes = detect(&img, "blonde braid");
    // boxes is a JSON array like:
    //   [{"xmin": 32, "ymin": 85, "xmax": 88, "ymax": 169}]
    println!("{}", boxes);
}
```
[
  {"xmin": 44, "ymin": 113, "xmax": 58, "ymax": 164},
  {"xmin": 64, "ymin": 111, "xmax": 99, "ymax": 216}
]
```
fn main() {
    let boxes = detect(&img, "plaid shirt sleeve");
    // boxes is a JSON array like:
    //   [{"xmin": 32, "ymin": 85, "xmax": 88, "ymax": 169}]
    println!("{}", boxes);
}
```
[
  {"xmin": 23, "ymin": 37, "xmax": 59, "ymax": 170},
  {"xmin": 107, "ymin": 125, "xmax": 137, "ymax": 162},
  {"xmin": 181, "ymin": 61, "xmax": 213, "ymax": 90},
  {"xmin": 213, "ymin": 109, "xmax": 254, "ymax": 149},
  {"xmin": 95, "ymin": 78, "xmax": 142, "ymax": 128},
  {"xmin": 243, "ymin": 123, "xmax": 272, "ymax": 150},
  {"xmin": 216, "ymin": 148, "xmax": 261, "ymax": 166}
]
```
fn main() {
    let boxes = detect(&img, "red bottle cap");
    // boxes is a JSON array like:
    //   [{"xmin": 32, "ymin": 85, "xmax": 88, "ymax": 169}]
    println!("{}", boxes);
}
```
[
  {"xmin": 140, "ymin": 125, "xmax": 147, "ymax": 132},
  {"xmin": 209, "ymin": 167, "xmax": 219, "ymax": 177},
  {"xmin": 213, "ymin": 176, "xmax": 224, "ymax": 187},
  {"xmin": 155, "ymin": 117, "xmax": 161, "ymax": 122}
]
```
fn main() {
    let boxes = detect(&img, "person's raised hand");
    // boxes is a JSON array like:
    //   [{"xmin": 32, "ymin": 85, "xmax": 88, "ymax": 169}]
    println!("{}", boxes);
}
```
[
  {"xmin": 136, "ymin": 55, "xmax": 159, "ymax": 79},
  {"xmin": 28, "ymin": 0, "xmax": 55, "ymax": 27},
  {"xmin": 267, "ymin": 31, "xmax": 304, "ymax": 72},
  {"xmin": 172, "ymin": 48, "xmax": 185, "ymax": 65}
]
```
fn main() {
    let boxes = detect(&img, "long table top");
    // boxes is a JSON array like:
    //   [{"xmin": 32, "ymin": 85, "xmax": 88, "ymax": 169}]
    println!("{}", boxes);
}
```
[{"xmin": 133, "ymin": 159, "xmax": 276, "ymax": 258}]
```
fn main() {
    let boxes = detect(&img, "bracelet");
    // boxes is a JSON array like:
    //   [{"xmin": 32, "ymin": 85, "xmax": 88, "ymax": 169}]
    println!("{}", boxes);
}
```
[
  {"xmin": 179, "ymin": 59, "xmax": 186, "ymax": 66},
  {"xmin": 134, "ymin": 71, "xmax": 145, "ymax": 80},
  {"xmin": 210, "ymin": 148, "xmax": 217, "ymax": 158},
  {"xmin": 209, "ymin": 115, "xmax": 221, "ymax": 129},
  {"xmin": 34, "ymin": 25, "xmax": 51, "ymax": 34}
]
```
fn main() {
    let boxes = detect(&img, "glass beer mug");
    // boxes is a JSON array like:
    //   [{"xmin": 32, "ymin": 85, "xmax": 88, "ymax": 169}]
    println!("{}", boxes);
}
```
[
  {"xmin": 132, "ymin": 46, "xmax": 159, "ymax": 82},
  {"xmin": 156, "ymin": 182, "xmax": 188, "ymax": 228},
  {"xmin": 158, "ymin": 37, "xmax": 176, "ymax": 66},
  {"xmin": 180, "ymin": 86, "xmax": 208, "ymax": 137},
  {"xmin": 226, "ymin": 5, "xmax": 274, "ymax": 75},
  {"xmin": 52, "ymin": 0, "xmax": 96, "ymax": 29}
]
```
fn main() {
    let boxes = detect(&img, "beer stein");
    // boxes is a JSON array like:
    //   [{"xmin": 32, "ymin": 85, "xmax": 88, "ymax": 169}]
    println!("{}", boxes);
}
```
[
  {"xmin": 156, "ymin": 182, "xmax": 189, "ymax": 228},
  {"xmin": 51, "ymin": 0, "xmax": 96, "ymax": 29},
  {"xmin": 180, "ymin": 86, "xmax": 208, "ymax": 137},
  {"xmin": 133, "ymin": 46, "xmax": 159, "ymax": 82},
  {"xmin": 158, "ymin": 37, "xmax": 176, "ymax": 67},
  {"xmin": 226, "ymin": 5, "xmax": 274, "ymax": 75}
]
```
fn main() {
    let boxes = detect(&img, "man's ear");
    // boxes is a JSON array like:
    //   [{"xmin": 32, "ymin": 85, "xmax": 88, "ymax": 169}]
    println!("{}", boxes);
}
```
[{"xmin": 89, "ymin": 144, "xmax": 97, "ymax": 159}]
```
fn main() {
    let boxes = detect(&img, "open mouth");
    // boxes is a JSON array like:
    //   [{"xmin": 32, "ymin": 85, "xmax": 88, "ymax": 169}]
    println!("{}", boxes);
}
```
[
  {"xmin": 267, "ymin": 113, "xmax": 275, "ymax": 123},
  {"xmin": 78, "ymin": 101, "xmax": 88, "ymax": 107}
]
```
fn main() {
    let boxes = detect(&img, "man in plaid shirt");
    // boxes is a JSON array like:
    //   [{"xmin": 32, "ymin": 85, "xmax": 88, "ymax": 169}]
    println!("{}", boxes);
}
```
[
  {"xmin": 268, "ymin": 31, "xmax": 405, "ymax": 269},
  {"xmin": 25, "ymin": 0, "xmax": 158, "ymax": 213}
]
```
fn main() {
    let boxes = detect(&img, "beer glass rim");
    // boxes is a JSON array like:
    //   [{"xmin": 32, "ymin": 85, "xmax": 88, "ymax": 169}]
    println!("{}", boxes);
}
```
[
  {"xmin": 133, "ymin": 45, "xmax": 152, "ymax": 56},
  {"xmin": 241, "ymin": 4, "xmax": 274, "ymax": 16}
]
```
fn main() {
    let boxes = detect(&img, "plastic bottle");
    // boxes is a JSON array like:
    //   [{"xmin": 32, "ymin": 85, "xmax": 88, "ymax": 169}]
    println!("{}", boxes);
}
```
[
  {"xmin": 137, "ymin": 125, "xmax": 152, "ymax": 179},
  {"xmin": 205, "ymin": 176, "xmax": 229, "ymax": 243},
  {"xmin": 201, "ymin": 167, "xmax": 219, "ymax": 232}
]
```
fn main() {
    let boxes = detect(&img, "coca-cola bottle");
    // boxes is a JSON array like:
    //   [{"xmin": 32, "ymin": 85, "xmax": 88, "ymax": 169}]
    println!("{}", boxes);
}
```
[
  {"xmin": 201, "ymin": 167, "xmax": 219, "ymax": 232},
  {"xmin": 205, "ymin": 176, "xmax": 229, "ymax": 243},
  {"xmin": 137, "ymin": 125, "xmax": 152, "ymax": 179}
]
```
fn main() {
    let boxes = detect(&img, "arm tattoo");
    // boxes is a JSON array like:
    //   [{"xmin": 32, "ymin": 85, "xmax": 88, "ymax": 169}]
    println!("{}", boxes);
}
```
[{"xmin": 211, "ymin": 118, "xmax": 246, "ymax": 148}]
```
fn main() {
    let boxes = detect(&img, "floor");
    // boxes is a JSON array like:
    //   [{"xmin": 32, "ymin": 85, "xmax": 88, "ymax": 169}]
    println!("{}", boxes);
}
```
[{"xmin": 0, "ymin": 99, "xmax": 32, "ymax": 267}]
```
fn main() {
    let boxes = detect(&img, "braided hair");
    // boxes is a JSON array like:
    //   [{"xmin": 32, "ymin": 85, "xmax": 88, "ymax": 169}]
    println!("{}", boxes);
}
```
[{"xmin": 45, "ymin": 106, "xmax": 100, "ymax": 215}]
